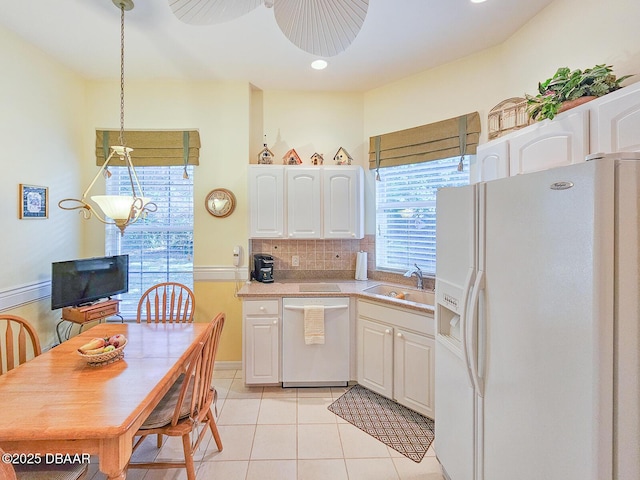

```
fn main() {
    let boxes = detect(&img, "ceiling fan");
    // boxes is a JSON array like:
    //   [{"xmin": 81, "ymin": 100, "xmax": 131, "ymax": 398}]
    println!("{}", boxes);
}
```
[{"xmin": 168, "ymin": 0, "xmax": 369, "ymax": 57}]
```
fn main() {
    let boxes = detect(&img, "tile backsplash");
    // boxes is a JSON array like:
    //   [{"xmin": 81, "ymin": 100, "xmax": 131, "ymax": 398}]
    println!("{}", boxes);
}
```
[
  {"xmin": 248, "ymin": 235, "xmax": 434, "ymax": 289},
  {"xmin": 249, "ymin": 236, "xmax": 374, "ymax": 280}
]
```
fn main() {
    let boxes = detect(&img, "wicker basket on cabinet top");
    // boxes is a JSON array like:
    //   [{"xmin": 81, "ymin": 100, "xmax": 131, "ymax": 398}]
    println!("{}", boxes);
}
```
[{"xmin": 488, "ymin": 97, "xmax": 533, "ymax": 139}]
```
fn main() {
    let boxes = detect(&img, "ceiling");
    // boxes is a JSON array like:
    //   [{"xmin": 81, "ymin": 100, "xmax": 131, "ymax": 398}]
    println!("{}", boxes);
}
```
[{"xmin": 0, "ymin": 0, "xmax": 555, "ymax": 92}]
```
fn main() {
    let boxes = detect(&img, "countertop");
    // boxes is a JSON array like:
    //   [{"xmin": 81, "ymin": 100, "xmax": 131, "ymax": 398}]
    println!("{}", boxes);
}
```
[{"xmin": 237, "ymin": 279, "xmax": 435, "ymax": 314}]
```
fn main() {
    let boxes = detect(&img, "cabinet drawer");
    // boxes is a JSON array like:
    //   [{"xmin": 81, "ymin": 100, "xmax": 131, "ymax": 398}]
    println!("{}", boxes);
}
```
[
  {"xmin": 357, "ymin": 299, "xmax": 434, "ymax": 336},
  {"xmin": 243, "ymin": 299, "xmax": 280, "ymax": 315},
  {"xmin": 86, "ymin": 304, "xmax": 118, "ymax": 321}
]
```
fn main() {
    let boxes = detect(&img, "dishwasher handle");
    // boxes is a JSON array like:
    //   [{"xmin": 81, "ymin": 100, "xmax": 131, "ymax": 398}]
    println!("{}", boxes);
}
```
[{"xmin": 283, "ymin": 304, "xmax": 348, "ymax": 311}]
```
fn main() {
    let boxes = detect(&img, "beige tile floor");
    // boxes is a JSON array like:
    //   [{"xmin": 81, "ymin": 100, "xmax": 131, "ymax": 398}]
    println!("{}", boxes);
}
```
[{"xmin": 88, "ymin": 369, "xmax": 444, "ymax": 480}]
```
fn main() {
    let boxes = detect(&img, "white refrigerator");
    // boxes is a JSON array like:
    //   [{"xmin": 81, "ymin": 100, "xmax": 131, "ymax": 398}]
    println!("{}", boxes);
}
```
[{"xmin": 434, "ymin": 153, "xmax": 640, "ymax": 480}]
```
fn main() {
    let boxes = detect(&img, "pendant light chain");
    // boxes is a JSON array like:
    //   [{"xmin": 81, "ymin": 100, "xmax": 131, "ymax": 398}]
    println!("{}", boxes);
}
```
[
  {"xmin": 118, "ymin": 2, "xmax": 138, "ymax": 198},
  {"xmin": 119, "ymin": 3, "xmax": 126, "ymax": 148}
]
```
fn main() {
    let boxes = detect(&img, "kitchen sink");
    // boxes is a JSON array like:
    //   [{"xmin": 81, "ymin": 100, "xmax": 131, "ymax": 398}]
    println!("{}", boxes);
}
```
[{"xmin": 363, "ymin": 284, "xmax": 434, "ymax": 306}]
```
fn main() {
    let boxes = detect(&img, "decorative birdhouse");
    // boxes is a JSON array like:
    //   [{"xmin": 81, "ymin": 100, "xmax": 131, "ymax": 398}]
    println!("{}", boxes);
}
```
[
  {"xmin": 333, "ymin": 147, "xmax": 353, "ymax": 165},
  {"xmin": 310, "ymin": 152, "xmax": 324, "ymax": 165},
  {"xmin": 258, "ymin": 144, "xmax": 275, "ymax": 164},
  {"xmin": 283, "ymin": 148, "xmax": 302, "ymax": 165}
]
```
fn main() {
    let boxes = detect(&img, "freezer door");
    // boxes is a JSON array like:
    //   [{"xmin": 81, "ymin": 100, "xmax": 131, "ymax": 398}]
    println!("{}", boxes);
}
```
[
  {"xmin": 481, "ymin": 160, "xmax": 615, "ymax": 480},
  {"xmin": 435, "ymin": 183, "xmax": 478, "ymax": 480},
  {"xmin": 436, "ymin": 184, "xmax": 477, "ymax": 299}
]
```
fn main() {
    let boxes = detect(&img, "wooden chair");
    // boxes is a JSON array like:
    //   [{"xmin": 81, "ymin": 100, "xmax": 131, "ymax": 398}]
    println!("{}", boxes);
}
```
[
  {"xmin": 0, "ymin": 315, "xmax": 42, "ymax": 375},
  {"xmin": 0, "ymin": 447, "xmax": 88, "ymax": 480},
  {"xmin": 128, "ymin": 313, "xmax": 225, "ymax": 480},
  {"xmin": 136, "ymin": 282, "xmax": 195, "ymax": 324}
]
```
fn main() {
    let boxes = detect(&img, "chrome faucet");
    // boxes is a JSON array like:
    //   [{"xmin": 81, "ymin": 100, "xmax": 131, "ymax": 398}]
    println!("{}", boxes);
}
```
[{"xmin": 404, "ymin": 264, "xmax": 424, "ymax": 289}]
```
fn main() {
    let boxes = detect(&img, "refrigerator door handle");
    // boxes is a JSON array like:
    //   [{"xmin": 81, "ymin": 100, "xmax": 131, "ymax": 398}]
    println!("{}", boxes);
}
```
[
  {"xmin": 467, "ymin": 269, "xmax": 485, "ymax": 397},
  {"xmin": 459, "ymin": 266, "xmax": 476, "ymax": 388}
]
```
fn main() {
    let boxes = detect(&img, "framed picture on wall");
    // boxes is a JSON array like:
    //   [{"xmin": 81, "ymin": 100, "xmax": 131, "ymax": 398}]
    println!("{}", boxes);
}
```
[{"xmin": 19, "ymin": 184, "xmax": 48, "ymax": 219}]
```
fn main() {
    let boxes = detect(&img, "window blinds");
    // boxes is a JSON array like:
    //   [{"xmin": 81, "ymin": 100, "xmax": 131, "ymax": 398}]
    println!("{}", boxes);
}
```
[
  {"xmin": 95, "ymin": 130, "xmax": 201, "ymax": 167},
  {"xmin": 368, "ymin": 112, "xmax": 480, "ymax": 170},
  {"xmin": 375, "ymin": 157, "xmax": 470, "ymax": 274},
  {"xmin": 105, "ymin": 165, "xmax": 194, "ymax": 319}
]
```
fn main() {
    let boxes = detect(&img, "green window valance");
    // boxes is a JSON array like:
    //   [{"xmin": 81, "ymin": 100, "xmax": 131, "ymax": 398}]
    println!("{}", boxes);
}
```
[
  {"xmin": 368, "ymin": 112, "xmax": 480, "ymax": 169},
  {"xmin": 96, "ymin": 130, "xmax": 201, "ymax": 167}
]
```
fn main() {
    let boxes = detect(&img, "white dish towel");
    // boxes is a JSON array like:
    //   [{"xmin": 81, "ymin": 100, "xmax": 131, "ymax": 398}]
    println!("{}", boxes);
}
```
[{"xmin": 304, "ymin": 305, "xmax": 325, "ymax": 345}]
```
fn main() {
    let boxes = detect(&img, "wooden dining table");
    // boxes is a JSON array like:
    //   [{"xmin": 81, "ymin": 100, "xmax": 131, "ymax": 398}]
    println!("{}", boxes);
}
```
[{"xmin": 0, "ymin": 322, "xmax": 210, "ymax": 480}]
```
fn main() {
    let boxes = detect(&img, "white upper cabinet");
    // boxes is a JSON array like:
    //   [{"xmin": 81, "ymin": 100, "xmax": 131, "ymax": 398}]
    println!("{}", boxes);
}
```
[
  {"xmin": 249, "ymin": 165, "xmax": 364, "ymax": 239},
  {"xmin": 508, "ymin": 109, "xmax": 589, "ymax": 175},
  {"xmin": 249, "ymin": 165, "xmax": 284, "ymax": 238},
  {"xmin": 286, "ymin": 167, "xmax": 322, "ymax": 238},
  {"xmin": 471, "ymin": 138, "xmax": 510, "ymax": 184},
  {"xmin": 590, "ymin": 81, "xmax": 640, "ymax": 153},
  {"xmin": 474, "ymin": 83, "xmax": 640, "ymax": 180},
  {"xmin": 323, "ymin": 167, "xmax": 364, "ymax": 239}
]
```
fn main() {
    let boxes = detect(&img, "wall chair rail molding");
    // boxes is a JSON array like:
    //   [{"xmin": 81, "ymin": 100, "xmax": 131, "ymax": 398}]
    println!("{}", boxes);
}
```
[
  {"xmin": 0, "ymin": 281, "xmax": 51, "ymax": 312},
  {"xmin": 194, "ymin": 266, "xmax": 248, "ymax": 282}
]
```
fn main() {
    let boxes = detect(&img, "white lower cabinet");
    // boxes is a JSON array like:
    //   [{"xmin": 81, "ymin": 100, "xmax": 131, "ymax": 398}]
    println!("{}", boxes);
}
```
[
  {"xmin": 394, "ymin": 328, "xmax": 435, "ymax": 418},
  {"xmin": 357, "ymin": 318, "xmax": 394, "ymax": 398},
  {"xmin": 243, "ymin": 299, "xmax": 280, "ymax": 385},
  {"xmin": 357, "ymin": 299, "xmax": 435, "ymax": 418}
]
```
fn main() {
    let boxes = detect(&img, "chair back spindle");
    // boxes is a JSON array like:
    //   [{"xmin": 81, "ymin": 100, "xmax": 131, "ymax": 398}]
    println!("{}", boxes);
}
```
[
  {"xmin": 136, "ymin": 282, "xmax": 195, "ymax": 324},
  {"xmin": 0, "ymin": 315, "xmax": 41, "ymax": 375}
]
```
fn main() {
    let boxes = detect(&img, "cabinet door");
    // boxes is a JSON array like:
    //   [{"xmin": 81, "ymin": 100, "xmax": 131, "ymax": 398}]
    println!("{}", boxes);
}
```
[
  {"xmin": 508, "ymin": 109, "xmax": 589, "ymax": 175},
  {"xmin": 357, "ymin": 318, "xmax": 393, "ymax": 398},
  {"xmin": 323, "ymin": 166, "xmax": 364, "ymax": 239},
  {"xmin": 472, "ymin": 139, "xmax": 509, "ymax": 184},
  {"xmin": 286, "ymin": 167, "xmax": 322, "ymax": 238},
  {"xmin": 394, "ymin": 329, "xmax": 435, "ymax": 418},
  {"xmin": 591, "ymin": 82, "xmax": 640, "ymax": 152},
  {"xmin": 249, "ymin": 166, "xmax": 284, "ymax": 238},
  {"xmin": 244, "ymin": 316, "xmax": 280, "ymax": 384}
]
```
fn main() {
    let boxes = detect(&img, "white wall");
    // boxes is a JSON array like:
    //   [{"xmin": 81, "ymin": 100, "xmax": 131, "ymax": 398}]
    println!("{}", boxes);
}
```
[
  {"xmin": 364, "ymin": 0, "xmax": 640, "ymax": 142},
  {"xmin": 0, "ymin": 26, "xmax": 86, "ymax": 347},
  {"xmin": 83, "ymin": 80, "xmax": 251, "ymax": 267},
  {"xmin": 362, "ymin": 0, "xmax": 640, "ymax": 233},
  {"xmin": 262, "ymin": 90, "xmax": 365, "ymax": 168}
]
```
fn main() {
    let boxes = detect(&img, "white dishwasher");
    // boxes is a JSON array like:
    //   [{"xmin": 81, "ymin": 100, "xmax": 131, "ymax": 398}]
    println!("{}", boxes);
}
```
[{"xmin": 282, "ymin": 297, "xmax": 350, "ymax": 387}]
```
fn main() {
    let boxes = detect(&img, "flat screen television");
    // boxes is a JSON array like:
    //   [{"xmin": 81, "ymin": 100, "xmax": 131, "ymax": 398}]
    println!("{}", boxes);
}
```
[{"xmin": 51, "ymin": 255, "xmax": 129, "ymax": 310}]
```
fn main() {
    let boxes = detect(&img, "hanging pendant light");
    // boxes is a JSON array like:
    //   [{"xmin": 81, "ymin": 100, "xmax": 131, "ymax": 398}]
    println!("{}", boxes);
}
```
[{"xmin": 59, "ymin": 0, "xmax": 156, "ymax": 235}]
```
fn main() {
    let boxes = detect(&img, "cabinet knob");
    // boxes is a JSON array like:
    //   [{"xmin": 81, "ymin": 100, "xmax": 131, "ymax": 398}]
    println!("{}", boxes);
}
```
[
  {"xmin": 273, "ymin": 320, "xmax": 277, "ymax": 325},
  {"xmin": 259, "ymin": 306, "xmax": 266, "ymax": 311},
  {"xmin": 397, "ymin": 332, "xmax": 403, "ymax": 338},
  {"xmin": 385, "ymin": 329, "xmax": 391, "ymax": 335}
]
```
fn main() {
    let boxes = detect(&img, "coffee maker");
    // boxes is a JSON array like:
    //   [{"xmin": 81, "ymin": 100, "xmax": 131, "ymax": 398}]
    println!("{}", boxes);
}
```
[{"xmin": 252, "ymin": 254, "xmax": 274, "ymax": 283}]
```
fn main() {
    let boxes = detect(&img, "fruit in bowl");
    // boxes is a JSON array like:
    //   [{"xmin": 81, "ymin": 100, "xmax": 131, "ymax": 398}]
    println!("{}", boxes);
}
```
[{"xmin": 78, "ymin": 334, "xmax": 127, "ymax": 355}]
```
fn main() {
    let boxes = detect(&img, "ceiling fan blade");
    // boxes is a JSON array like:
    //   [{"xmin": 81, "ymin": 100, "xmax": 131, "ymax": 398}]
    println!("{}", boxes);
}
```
[
  {"xmin": 274, "ymin": 0, "xmax": 369, "ymax": 57},
  {"xmin": 169, "ymin": 0, "xmax": 263, "ymax": 25}
]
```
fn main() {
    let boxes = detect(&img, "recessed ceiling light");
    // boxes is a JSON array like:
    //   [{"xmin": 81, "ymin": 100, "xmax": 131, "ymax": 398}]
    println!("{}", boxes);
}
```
[
  {"xmin": 311, "ymin": 59, "xmax": 328, "ymax": 70},
  {"xmin": 470, "ymin": 0, "xmax": 487, "ymax": 3}
]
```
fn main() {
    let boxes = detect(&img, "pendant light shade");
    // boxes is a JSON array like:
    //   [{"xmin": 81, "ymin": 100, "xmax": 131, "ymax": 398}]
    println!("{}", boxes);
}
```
[{"xmin": 91, "ymin": 195, "xmax": 151, "ymax": 221}]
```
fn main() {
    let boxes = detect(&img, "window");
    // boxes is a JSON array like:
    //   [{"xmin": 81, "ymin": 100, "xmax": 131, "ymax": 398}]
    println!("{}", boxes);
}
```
[
  {"xmin": 375, "ymin": 156, "xmax": 470, "ymax": 275},
  {"xmin": 105, "ymin": 165, "xmax": 194, "ymax": 318}
]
